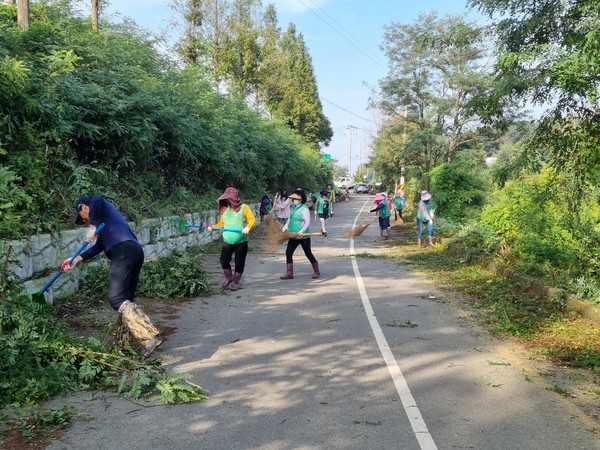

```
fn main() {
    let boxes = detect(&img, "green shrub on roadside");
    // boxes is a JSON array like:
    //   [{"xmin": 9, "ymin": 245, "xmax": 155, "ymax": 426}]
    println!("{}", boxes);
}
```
[
  {"xmin": 569, "ymin": 277, "xmax": 600, "ymax": 306},
  {"xmin": 429, "ymin": 148, "xmax": 491, "ymax": 222},
  {"xmin": 480, "ymin": 170, "xmax": 598, "ymax": 280},
  {"xmin": 431, "ymin": 217, "xmax": 462, "ymax": 238},
  {"xmin": 447, "ymin": 222, "xmax": 501, "ymax": 262},
  {"xmin": 77, "ymin": 245, "xmax": 213, "ymax": 302}
]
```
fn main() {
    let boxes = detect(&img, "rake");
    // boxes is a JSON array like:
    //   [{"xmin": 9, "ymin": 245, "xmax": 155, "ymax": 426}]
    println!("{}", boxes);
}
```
[
  {"xmin": 185, "ymin": 224, "xmax": 242, "ymax": 233},
  {"xmin": 31, "ymin": 223, "xmax": 106, "ymax": 304}
]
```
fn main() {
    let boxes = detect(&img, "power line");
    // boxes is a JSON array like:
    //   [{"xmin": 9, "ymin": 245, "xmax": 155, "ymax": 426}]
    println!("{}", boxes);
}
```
[
  {"xmin": 321, "ymin": 97, "xmax": 376, "ymax": 125},
  {"xmin": 305, "ymin": 0, "xmax": 387, "ymax": 68},
  {"xmin": 298, "ymin": 0, "xmax": 387, "ymax": 71}
]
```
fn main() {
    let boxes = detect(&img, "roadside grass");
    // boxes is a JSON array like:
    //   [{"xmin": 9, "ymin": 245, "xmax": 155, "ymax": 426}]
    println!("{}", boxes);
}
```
[{"xmin": 385, "ymin": 228, "xmax": 600, "ymax": 373}]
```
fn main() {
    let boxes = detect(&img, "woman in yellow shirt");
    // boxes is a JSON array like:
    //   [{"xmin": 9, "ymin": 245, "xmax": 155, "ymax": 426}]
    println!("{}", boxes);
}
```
[{"xmin": 207, "ymin": 187, "xmax": 256, "ymax": 291}]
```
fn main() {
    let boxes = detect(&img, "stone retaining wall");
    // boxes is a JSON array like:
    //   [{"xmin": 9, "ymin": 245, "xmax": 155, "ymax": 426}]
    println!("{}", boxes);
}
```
[{"xmin": 3, "ymin": 205, "xmax": 259, "ymax": 303}]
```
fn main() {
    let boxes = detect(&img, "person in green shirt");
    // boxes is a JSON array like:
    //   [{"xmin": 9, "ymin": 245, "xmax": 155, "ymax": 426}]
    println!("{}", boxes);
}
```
[
  {"xmin": 315, "ymin": 188, "xmax": 331, "ymax": 236},
  {"xmin": 370, "ymin": 193, "xmax": 392, "ymax": 240},
  {"xmin": 393, "ymin": 185, "xmax": 406, "ymax": 222},
  {"xmin": 207, "ymin": 187, "xmax": 256, "ymax": 291},
  {"xmin": 416, "ymin": 190, "xmax": 434, "ymax": 248},
  {"xmin": 280, "ymin": 189, "xmax": 320, "ymax": 280}
]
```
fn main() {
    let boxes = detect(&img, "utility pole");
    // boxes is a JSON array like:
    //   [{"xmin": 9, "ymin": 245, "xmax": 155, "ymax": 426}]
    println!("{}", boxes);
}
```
[{"xmin": 347, "ymin": 125, "xmax": 357, "ymax": 177}]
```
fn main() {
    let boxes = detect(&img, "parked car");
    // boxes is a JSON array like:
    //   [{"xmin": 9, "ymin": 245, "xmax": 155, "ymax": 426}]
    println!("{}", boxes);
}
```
[
  {"xmin": 335, "ymin": 176, "xmax": 355, "ymax": 190},
  {"xmin": 354, "ymin": 183, "xmax": 370, "ymax": 194}
]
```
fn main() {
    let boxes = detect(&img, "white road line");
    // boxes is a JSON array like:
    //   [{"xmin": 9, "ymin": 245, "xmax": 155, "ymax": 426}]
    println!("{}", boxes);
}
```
[{"xmin": 350, "ymin": 201, "xmax": 437, "ymax": 450}]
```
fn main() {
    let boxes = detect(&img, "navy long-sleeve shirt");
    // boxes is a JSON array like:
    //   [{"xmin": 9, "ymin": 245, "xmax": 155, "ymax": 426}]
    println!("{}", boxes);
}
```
[{"xmin": 80, "ymin": 195, "xmax": 139, "ymax": 261}]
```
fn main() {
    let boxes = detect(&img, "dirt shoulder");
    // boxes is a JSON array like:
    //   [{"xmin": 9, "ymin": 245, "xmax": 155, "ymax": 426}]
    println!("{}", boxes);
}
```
[{"xmin": 381, "ymin": 219, "xmax": 600, "ymax": 431}]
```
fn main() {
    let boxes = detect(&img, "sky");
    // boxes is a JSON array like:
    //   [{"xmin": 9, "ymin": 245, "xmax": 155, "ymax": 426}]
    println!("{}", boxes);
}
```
[{"xmin": 103, "ymin": 0, "xmax": 485, "ymax": 177}]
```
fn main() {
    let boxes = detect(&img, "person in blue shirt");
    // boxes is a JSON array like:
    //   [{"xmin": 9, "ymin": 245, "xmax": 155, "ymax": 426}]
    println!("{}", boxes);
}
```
[{"xmin": 61, "ymin": 195, "xmax": 162, "ymax": 358}]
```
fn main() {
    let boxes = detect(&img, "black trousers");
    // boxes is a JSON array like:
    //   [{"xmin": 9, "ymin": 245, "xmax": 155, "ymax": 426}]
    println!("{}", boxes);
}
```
[
  {"xmin": 107, "ymin": 240, "xmax": 144, "ymax": 311},
  {"xmin": 285, "ymin": 238, "xmax": 317, "ymax": 264},
  {"xmin": 220, "ymin": 241, "xmax": 248, "ymax": 274}
]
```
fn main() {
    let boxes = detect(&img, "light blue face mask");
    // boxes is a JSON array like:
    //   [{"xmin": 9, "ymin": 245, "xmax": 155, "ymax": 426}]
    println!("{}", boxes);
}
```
[{"xmin": 293, "ymin": 199, "xmax": 301, "ymax": 205}]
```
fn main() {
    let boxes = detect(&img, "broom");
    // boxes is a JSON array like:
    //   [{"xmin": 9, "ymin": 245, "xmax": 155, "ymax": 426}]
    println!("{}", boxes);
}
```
[
  {"xmin": 345, "ymin": 218, "xmax": 377, "ymax": 239},
  {"xmin": 264, "ymin": 215, "xmax": 322, "ymax": 252}
]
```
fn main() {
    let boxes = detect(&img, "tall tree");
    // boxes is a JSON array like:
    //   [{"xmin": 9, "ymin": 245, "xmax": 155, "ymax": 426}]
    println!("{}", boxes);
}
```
[
  {"xmin": 91, "ymin": 0, "xmax": 99, "ymax": 32},
  {"xmin": 17, "ymin": 0, "xmax": 29, "ymax": 30},
  {"xmin": 376, "ymin": 12, "xmax": 493, "ymax": 163},
  {"xmin": 173, "ymin": 0, "xmax": 231, "ymax": 92},
  {"xmin": 469, "ymin": 0, "xmax": 600, "ymax": 185},
  {"xmin": 223, "ymin": 0, "xmax": 262, "ymax": 101},
  {"xmin": 257, "ymin": 4, "xmax": 283, "ymax": 118},
  {"xmin": 271, "ymin": 24, "xmax": 332, "ymax": 147}
]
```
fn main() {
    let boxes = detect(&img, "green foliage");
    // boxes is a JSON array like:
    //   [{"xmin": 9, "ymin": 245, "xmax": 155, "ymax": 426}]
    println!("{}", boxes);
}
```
[
  {"xmin": 0, "ymin": 1, "xmax": 332, "ymax": 240},
  {"xmin": 569, "ymin": 277, "xmax": 600, "ymax": 306},
  {"xmin": 481, "ymin": 170, "xmax": 600, "ymax": 281},
  {"xmin": 430, "ymin": 217, "xmax": 462, "ymax": 238},
  {"xmin": 151, "ymin": 373, "xmax": 209, "ymax": 404},
  {"xmin": 0, "ymin": 249, "xmax": 208, "ymax": 408},
  {"xmin": 429, "ymin": 148, "xmax": 491, "ymax": 222},
  {"xmin": 469, "ymin": 0, "xmax": 600, "ymax": 186},
  {"xmin": 4, "ymin": 404, "xmax": 71, "ymax": 442},
  {"xmin": 137, "ymin": 247, "xmax": 214, "ymax": 299},
  {"xmin": 447, "ymin": 222, "xmax": 501, "ymax": 262}
]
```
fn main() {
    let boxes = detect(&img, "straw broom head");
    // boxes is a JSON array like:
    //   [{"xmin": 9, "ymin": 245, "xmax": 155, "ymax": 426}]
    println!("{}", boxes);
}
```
[
  {"xmin": 346, "ymin": 218, "xmax": 377, "ymax": 239},
  {"xmin": 263, "ymin": 215, "xmax": 289, "ymax": 252}
]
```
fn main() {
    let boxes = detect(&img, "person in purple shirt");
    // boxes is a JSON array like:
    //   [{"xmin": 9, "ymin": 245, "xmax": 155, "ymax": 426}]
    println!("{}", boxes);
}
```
[{"xmin": 61, "ymin": 195, "xmax": 162, "ymax": 358}]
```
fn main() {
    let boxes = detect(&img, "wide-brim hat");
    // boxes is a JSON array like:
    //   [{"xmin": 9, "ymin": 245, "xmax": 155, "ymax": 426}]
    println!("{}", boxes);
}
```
[
  {"xmin": 74, "ymin": 196, "xmax": 92, "ymax": 225},
  {"xmin": 421, "ymin": 190, "xmax": 432, "ymax": 201},
  {"xmin": 217, "ymin": 187, "xmax": 239, "ymax": 201},
  {"xmin": 289, "ymin": 193, "xmax": 302, "ymax": 201},
  {"xmin": 374, "ymin": 193, "xmax": 384, "ymax": 202}
]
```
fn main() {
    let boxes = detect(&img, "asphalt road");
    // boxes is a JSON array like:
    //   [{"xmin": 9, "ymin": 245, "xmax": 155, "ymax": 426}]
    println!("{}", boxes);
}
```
[{"xmin": 46, "ymin": 196, "xmax": 600, "ymax": 450}]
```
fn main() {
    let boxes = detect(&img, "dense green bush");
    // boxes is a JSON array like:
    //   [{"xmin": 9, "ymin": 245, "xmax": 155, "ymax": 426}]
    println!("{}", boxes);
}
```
[
  {"xmin": 480, "ymin": 170, "xmax": 600, "ymax": 281},
  {"xmin": 430, "ymin": 217, "xmax": 462, "ymax": 238},
  {"xmin": 429, "ymin": 148, "xmax": 491, "ymax": 222},
  {"xmin": 447, "ymin": 222, "xmax": 501, "ymax": 262},
  {"xmin": 0, "ymin": 2, "xmax": 332, "ymax": 239}
]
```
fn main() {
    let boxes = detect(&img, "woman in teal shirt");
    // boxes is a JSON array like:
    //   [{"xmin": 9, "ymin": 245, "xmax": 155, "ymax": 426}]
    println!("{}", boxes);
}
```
[
  {"xmin": 280, "ymin": 189, "xmax": 320, "ymax": 280},
  {"xmin": 416, "ymin": 190, "xmax": 434, "ymax": 248}
]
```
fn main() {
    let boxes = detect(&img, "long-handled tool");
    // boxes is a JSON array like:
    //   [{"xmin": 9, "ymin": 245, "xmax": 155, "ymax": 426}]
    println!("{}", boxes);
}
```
[
  {"xmin": 31, "ymin": 223, "xmax": 106, "ymax": 305},
  {"xmin": 185, "ymin": 224, "xmax": 243, "ymax": 233},
  {"xmin": 345, "ymin": 218, "xmax": 377, "ymax": 239}
]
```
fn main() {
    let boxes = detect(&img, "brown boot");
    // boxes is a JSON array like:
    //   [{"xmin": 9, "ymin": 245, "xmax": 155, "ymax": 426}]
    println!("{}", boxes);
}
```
[
  {"xmin": 311, "ymin": 262, "xmax": 320, "ymax": 279},
  {"xmin": 222, "ymin": 268, "xmax": 233, "ymax": 288},
  {"xmin": 280, "ymin": 263, "xmax": 294, "ymax": 279},
  {"xmin": 230, "ymin": 272, "xmax": 242, "ymax": 291}
]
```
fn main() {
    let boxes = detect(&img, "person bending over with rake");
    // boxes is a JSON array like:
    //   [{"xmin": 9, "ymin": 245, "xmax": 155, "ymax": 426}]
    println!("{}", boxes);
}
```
[
  {"xmin": 62, "ymin": 195, "xmax": 162, "ymax": 358},
  {"xmin": 280, "ymin": 189, "xmax": 320, "ymax": 280},
  {"xmin": 207, "ymin": 187, "xmax": 256, "ymax": 291}
]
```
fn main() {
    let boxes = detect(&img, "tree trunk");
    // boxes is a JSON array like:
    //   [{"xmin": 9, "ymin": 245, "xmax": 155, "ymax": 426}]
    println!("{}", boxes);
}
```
[
  {"xmin": 91, "ymin": 0, "xmax": 99, "ymax": 32},
  {"xmin": 17, "ymin": 0, "xmax": 29, "ymax": 30}
]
